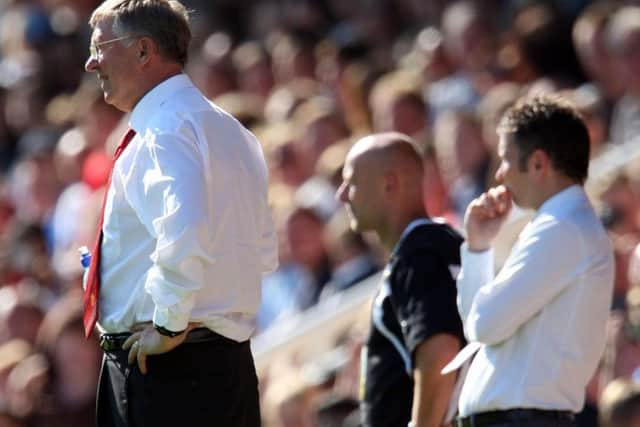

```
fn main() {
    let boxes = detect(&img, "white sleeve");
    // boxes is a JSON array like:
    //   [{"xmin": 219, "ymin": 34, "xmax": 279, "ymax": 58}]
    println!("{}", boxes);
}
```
[
  {"xmin": 130, "ymin": 130, "xmax": 213, "ymax": 332},
  {"xmin": 457, "ymin": 218, "xmax": 584, "ymax": 345}
]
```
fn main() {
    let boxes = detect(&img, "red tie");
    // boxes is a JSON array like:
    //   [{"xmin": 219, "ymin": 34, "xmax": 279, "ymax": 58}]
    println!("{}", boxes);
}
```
[{"xmin": 83, "ymin": 128, "xmax": 136, "ymax": 338}]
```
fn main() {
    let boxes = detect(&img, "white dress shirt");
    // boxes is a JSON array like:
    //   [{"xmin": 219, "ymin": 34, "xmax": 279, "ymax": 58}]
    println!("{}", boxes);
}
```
[
  {"xmin": 456, "ymin": 185, "xmax": 614, "ymax": 416},
  {"xmin": 99, "ymin": 74, "xmax": 278, "ymax": 341}
]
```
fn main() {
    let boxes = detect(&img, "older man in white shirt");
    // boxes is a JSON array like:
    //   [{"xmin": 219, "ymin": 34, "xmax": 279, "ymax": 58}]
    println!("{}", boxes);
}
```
[
  {"xmin": 83, "ymin": 1, "xmax": 277, "ymax": 426},
  {"xmin": 453, "ymin": 95, "xmax": 614, "ymax": 427}
]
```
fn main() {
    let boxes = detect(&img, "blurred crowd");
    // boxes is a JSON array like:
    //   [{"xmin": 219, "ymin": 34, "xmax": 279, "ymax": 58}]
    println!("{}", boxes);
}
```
[{"xmin": 2, "ymin": 0, "xmax": 640, "ymax": 426}]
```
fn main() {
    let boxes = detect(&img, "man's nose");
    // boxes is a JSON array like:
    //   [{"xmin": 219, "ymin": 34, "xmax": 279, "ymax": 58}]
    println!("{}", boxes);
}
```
[
  {"xmin": 85, "ymin": 55, "xmax": 98, "ymax": 72},
  {"xmin": 335, "ymin": 183, "xmax": 346, "ymax": 202}
]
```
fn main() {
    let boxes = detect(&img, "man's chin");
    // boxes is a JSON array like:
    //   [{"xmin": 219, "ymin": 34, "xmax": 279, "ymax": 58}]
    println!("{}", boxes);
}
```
[
  {"xmin": 103, "ymin": 94, "xmax": 128, "ymax": 112},
  {"xmin": 349, "ymin": 217, "xmax": 366, "ymax": 233},
  {"xmin": 503, "ymin": 187, "xmax": 518, "ymax": 206},
  {"xmin": 103, "ymin": 91, "xmax": 114, "ymax": 105},
  {"xmin": 509, "ymin": 197, "xmax": 530, "ymax": 211},
  {"xmin": 350, "ymin": 219, "xmax": 374, "ymax": 234}
]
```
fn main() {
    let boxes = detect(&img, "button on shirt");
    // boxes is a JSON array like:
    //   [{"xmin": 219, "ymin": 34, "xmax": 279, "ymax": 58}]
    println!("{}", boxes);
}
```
[
  {"xmin": 456, "ymin": 185, "xmax": 614, "ymax": 416},
  {"xmin": 99, "ymin": 74, "xmax": 278, "ymax": 341}
]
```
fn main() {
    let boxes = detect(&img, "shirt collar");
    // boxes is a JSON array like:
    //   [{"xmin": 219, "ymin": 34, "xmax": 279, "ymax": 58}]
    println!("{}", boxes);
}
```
[
  {"xmin": 536, "ymin": 184, "xmax": 586, "ymax": 217},
  {"xmin": 390, "ymin": 217, "xmax": 435, "ymax": 258},
  {"xmin": 129, "ymin": 73, "xmax": 193, "ymax": 133}
]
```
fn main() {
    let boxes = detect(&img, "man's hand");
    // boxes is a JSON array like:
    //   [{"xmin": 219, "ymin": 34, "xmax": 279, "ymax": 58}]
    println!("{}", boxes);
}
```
[
  {"xmin": 464, "ymin": 185, "xmax": 512, "ymax": 252},
  {"xmin": 123, "ymin": 325, "xmax": 189, "ymax": 374}
]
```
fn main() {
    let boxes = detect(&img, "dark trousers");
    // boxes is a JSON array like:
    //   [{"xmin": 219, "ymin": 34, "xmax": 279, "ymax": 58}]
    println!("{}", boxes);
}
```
[{"xmin": 96, "ymin": 336, "xmax": 260, "ymax": 427}]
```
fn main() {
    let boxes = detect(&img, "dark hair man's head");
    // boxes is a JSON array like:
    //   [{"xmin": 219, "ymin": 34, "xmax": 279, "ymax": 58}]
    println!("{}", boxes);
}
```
[{"xmin": 498, "ymin": 94, "xmax": 590, "ymax": 184}]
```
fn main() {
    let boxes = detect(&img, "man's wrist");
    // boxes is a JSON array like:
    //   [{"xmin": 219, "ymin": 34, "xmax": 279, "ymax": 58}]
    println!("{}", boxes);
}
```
[
  {"xmin": 466, "ymin": 242, "xmax": 491, "ymax": 252},
  {"xmin": 463, "ymin": 226, "xmax": 490, "ymax": 252},
  {"xmin": 465, "ymin": 237, "xmax": 491, "ymax": 252},
  {"xmin": 153, "ymin": 324, "xmax": 187, "ymax": 338}
]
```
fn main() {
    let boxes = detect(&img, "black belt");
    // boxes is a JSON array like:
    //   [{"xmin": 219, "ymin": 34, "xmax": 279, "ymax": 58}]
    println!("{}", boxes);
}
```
[
  {"xmin": 457, "ymin": 409, "xmax": 574, "ymax": 427},
  {"xmin": 99, "ymin": 327, "xmax": 232, "ymax": 352}
]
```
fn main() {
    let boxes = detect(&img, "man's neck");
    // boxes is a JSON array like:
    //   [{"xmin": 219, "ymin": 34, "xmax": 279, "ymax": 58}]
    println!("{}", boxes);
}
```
[
  {"xmin": 532, "ymin": 178, "xmax": 578, "ymax": 210},
  {"xmin": 379, "ymin": 208, "xmax": 428, "ymax": 253},
  {"xmin": 127, "ymin": 67, "xmax": 183, "ymax": 112}
]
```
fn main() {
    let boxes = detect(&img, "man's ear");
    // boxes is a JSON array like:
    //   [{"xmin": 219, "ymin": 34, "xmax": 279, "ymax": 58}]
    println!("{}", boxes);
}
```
[
  {"xmin": 383, "ymin": 170, "xmax": 399, "ymax": 193},
  {"xmin": 528, "ymin": 149, "xmax": 550, "ymax": 178},
  {"xmin": 137, "ymin": 37, "xmax": 153, "ymax": 62}
]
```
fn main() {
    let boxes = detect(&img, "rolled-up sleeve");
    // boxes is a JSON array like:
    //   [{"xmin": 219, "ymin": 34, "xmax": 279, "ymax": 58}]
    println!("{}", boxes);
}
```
[
  {"xmin": 258, "ymin": 199, "xmax": 278, "ymax": 275},
  {"xmin": 131, "ymin": 130, "xmax": 214, "ymax": 332},
  {"xmin": 456, "ymin": 244, "xmax": 494, "ymax": 328},
  {"xmin": 457, "ymin": 217, "xmax": 583, "ymax": 345}
]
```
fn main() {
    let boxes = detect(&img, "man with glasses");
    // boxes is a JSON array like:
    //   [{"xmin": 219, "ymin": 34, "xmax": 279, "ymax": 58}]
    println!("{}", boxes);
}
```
[
  {"xmin": 89, "ymin": 35, "xmax": 135, "ymax": 59},
  {"xmin": 83, "ymin": 1, "xmax": 277, "ymax": 426}
]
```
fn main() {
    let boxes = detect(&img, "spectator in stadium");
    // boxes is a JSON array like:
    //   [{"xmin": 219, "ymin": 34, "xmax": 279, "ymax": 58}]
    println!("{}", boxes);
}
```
[
  {"xmin": 572, "ymin": 1, "xmax": 623, "ymax": 104},
  {"xmin": 27, "ymin": 289, "xmax": 100, "ymax": 427},
  {"xmin": 599, "ymin": 378, "xmax": 640, "ymax": 427},
  {"xmin": 606, "ymin": 5, "xmax": 640, "ymax": 145}
]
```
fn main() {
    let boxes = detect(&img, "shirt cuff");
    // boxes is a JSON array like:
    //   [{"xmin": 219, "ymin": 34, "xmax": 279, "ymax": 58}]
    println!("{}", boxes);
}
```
[
  {"xmin": 460, "ymin": 242, "xmax": 494, "ymax": 280},
  {"xmin": 457, "ymin": 243, "xmax": 495, "ymax": 320},
  {"xmin": 153, "ymin": 305, "xmax": 189, "ymax": 332}
]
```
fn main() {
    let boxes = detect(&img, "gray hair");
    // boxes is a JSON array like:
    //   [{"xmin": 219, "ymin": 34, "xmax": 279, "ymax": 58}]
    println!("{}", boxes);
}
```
[{"xmin": 89, "ymin": 0, "xmax": 191, "ymax": 66}]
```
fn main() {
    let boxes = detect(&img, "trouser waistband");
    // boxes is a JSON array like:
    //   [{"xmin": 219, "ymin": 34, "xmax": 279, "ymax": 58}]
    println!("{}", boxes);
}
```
[
  {"xmin": 99, "ymin": 327, "xmax": 233, "ymax": 352},
  {"xmin": 457, "ymin": 408, "xmax": 574, "ymax": 427}
]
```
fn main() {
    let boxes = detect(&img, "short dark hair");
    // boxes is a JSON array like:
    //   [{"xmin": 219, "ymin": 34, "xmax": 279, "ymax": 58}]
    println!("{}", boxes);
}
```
[
  {"xmin": 90, "ymin": 0, "xmax": 191, "ymax": 66},
  {"xmin": 498, "ymin": 94, "xmax": 590, "ymax": 183}
]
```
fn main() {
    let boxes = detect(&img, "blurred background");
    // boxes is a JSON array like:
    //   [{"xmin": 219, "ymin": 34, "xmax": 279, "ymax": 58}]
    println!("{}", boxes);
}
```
[{"xmin": 1, "ymin": 0, "xmax": 640, "ymax": 426}]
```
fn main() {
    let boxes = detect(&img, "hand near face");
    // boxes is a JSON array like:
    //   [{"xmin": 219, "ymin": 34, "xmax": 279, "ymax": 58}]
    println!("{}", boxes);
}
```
[{"xmin": 464, "ymin": 185, "xmax": 512, "ymax": 252}]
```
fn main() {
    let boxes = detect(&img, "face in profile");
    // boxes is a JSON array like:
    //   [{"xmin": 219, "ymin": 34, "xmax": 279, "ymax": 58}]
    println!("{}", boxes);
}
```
[
  {"xmin": 336, "ymin": 150, "xmax": 384, "ymax": 233},
  {"xmin": 494, "ymin": 134, "xmax": 531, "ymax": 208},
  {"xmin": 85, "ymin": 18, "xmax": 140, "ymax": 112}
]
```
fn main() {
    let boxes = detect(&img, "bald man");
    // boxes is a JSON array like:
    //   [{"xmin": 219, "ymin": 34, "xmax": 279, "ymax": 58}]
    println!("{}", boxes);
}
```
[{"xmin": 336, "ymin": 132, "xmax": 465, "ymax": 427}]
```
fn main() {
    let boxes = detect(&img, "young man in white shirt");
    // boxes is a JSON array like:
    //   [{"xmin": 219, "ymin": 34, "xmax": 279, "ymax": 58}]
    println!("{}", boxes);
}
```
[
  {"xmin": 454, "ymin": 95, "xmax": 614, "ymax": 427},
  {"xmin": 83, "ymin": 1, "xmax": 277, "ymax": 425}
]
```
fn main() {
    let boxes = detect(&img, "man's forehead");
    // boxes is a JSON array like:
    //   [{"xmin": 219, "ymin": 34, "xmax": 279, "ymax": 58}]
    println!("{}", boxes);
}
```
[
  {"xmin": 91, "ymin": 18, "xmax": 115, "ymax": 40},
  {"xmin": 342, "ymin": 153, "xmax": 368, "ymax": 181},
  {"xmin": 350, "ymin": 151, "xmax": 381, "ymax": 176},
  {"xmin": 497, "ymin": 132, "xmax": 513, "ymax": 154},
  {"xmin": 341, "ymin": 156, "xmax": 354, "ymax": 177},
  {"xmin": 343, "ymin": 137, "xmax": 373, "ymax": 168},
  {"xmin": 345, "ymin": 132, "xmax": 412, "ymax": 173},
  {"xmin": 348, "ymin": 135, "xmax": 377, "ymax": 158}
]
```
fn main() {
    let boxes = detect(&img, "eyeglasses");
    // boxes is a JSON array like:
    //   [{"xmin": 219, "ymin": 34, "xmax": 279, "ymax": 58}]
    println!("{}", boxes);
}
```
[{"xmin": 89, "ymin": 35, "xmax": 136, "ymax": 60}]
